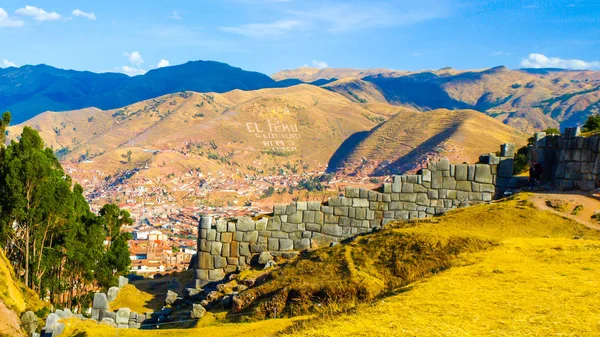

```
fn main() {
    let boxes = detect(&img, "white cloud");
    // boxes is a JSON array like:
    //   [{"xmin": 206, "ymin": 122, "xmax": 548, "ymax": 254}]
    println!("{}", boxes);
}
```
[
  {"xmin": 72, "ymin": 9, "xmax": 96, "ymax": 21},
  {"xmin": 219, "ymin": 20, "xmax": 305, "ymax": 38},
  {"xmin": 520, "ymin": 53, "xmax": 600, "ymax": 70},
  {"xmin": 168, "ymin": 10, "xmax": 182, "ymax": 20},
  {"xmin": 15, "ymin": 5, "xmax": 61, "ymax": 21},
  {"xmin": 312, "ymin": 60, "xmax": 327, "ymax": 69},
  {"xmin": 120, "ymin": 66, "xmax": 146, "ymax": 76},
  {"xmin": 0, "ymin": 8, "xmax": 24, "ymax": 27},
  {"xmin": 293, "ymin": 1, "xmax": 450, "ymax": 33},
  {"xmin": 157, "ymin": 59, "xmax": 170, "ymax": 68},
  {"xmin": 1, "ymin": 59, "xmax": 16, "ymax": 68},
  {"xmin": 492, "ymin": 51, "xmax": 513, "ymax": 56},
  {"xmin": 123, "ymin": 51, "xmax": 144, "ymax": 66}
]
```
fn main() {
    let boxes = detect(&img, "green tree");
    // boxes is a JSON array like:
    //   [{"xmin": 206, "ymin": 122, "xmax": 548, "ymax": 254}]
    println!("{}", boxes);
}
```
[
  {"xmin": 99, "ymin": 204, "xmax": 133, "ymax": 242},
  {"xmin": 0, "ymin": 124, "xmax": 133, "ymax": 309},
  {"xmin": 0, "ymin": 127, "xmax": 73, "ymax": 289},
  {"xmin": 0, "ymin": 111, "xmax": 10, "ymax": 145},
  {"xmin": 583, "ymin": 114, "xmax": 600, "ymax": 133},
  {"xmin": 543, "ymin": 128, "xmax": 560, "ymax": 135}
]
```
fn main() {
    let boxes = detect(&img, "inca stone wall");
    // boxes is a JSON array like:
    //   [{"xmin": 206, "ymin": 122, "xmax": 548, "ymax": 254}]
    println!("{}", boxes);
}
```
[
  {"xmin": 195, "ymin": 144, "xmax": 518, "ymax": 283},
  {"xmin": 530, "ymin": 127, "xmax": 600, "ymax": 191}
]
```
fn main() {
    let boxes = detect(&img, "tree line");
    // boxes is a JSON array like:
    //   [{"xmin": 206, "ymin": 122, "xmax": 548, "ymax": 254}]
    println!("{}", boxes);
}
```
[{"xmin": 0, "ymin": 112, "xmax": 132, "ymax": 310}]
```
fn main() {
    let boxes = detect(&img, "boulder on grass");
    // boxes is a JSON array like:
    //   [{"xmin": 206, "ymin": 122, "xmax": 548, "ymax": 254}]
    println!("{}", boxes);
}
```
[{"xmin": 190, "ymin": 303, "xmax": 206, "ymax": 319}]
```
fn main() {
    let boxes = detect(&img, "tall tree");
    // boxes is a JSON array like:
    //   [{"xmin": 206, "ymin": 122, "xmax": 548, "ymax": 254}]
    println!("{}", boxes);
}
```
[
  {"xmin": 0, "ymin": 111, "xmax": 10, "ymax": 145},
  {"xmin": 0, "ymin": 123, "xmax": 132, "ymax": 308}
]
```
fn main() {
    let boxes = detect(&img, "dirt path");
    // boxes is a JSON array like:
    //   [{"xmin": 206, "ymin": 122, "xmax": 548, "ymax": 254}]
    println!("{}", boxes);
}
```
[{"xmin": 529, "ymin": 191, "xmax": 600, "ymax": 230}]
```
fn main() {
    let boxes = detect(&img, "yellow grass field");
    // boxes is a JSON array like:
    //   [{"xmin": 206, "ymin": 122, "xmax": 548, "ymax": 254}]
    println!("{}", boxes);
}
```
[{"xmin": 61, "ymin": 194, "xmax": 600, "ymax": 336}]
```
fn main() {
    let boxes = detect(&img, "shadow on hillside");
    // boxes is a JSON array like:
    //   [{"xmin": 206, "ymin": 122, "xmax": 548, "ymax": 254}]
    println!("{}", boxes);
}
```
[
  {"xmin": 371, "ymin": 123, "xmax": 460, "ymax": 176},
  {"xmin": 363, "ymin": 73, "xmax": 471, "ymax": 110},
  {"xmin": 327, "ymin": 130, "xmax": 371, "ymax": 173}
]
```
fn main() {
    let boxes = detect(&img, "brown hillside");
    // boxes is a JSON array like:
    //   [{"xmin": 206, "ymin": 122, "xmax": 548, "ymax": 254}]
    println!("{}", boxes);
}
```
[
  {"xmin": 323, "ymin": 78, "xmax": 388, "ymax": 104},
  {"xmin": 8, "ymin": 85, "xmax": 407, "ymax": 180},
  {"xmin": 321, "ymin": 67, "xmax": 600, "ymax": 132},
  {"xmin": 271, "ymin": 67, "xmax": 394, "ymax": 82},
  {"xmin": 332, "ymin": 109, "xmax": 527, "ymax": 176}
]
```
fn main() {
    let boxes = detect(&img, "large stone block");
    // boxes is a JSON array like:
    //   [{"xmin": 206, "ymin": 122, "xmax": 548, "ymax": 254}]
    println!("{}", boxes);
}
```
[
  {"xmin": 294, "ymin": 238, "xmax": 311, "ymax": 250},
  {"xmin": 210, "ymin": 242, "xmax": 223, "ymax": 255},
  {"xmin": 282, "ymin": 223, "xmax": 299, "ymax": 232},
  {"xmin": 455, "ymin": 164, "xmax": 468, "ymax": 181},
  {"xmin": 497, "ymin": 158, "xmax": 514, "ymax": 178},
  {"xmin": 255, "ymin": 218, "xmax": 268, "ymax": 231},
  {"xmin": 243, "ymin": 231, "xmax": 259, "ymax": 243},
  {"xmin": 334, "ymin": 207, "xmax": 349, "ymax": 216},
  {"xmin": 274, "ymin": 205, "xmax": 287, "ymax": 215},
  {"xmin": 352, "ymin": 198, "xmax": 370, "ymax": 207},
  {"xmin": 432, "ymin": 171, "xmax": 443, "ymax": 189},
  {"xmin": 93, "ymin": 293, "xmax": 109, "ymax": 310},
  {"xmin": 118, "ymin": 276, "xmax": 129, "ymax": 288},
  {"xmin": 208, "ymin": 269, "xmax": 225, "ymax": 281},
  {"xmin": 308, "ymin": 202, "xmax": 321, "ymax": 211},
  {"xmin": 456, "ymin": 181, "xmax": 472, "ymax": 192},
  {"xmin": 311, "ymin": 233, "xmax": 339, "ymax": 247},
  {"xmin": 237, "ymin": 217, "xmax": 255, "ymax": 231},
  {"xmin": 221, "ymin": 232, "xmax": 233, "ymax": 243},
  {"xmin": 438, "ymin": 158, "xmax": 450, "ymax": 171},
  {"xmin": 199, "ymin": 252, "xmax": 213, "ymax": 269},
  {"xmin": 214, "ymin": 256, "xmax": 228, "ymax": 268},
  {"xmin": 322, "ymin": 224, "xmax": 342, "ymax": 237},
  {"xmin": 116, "ymin": 308, "xmax": 131, "ymax": 325},
  {"xmin": 279, "ymin": 239, "xmax": 294, "ymax": 251},
  {"xmin": 501, "ymin": 143, "xmax": 515, "ymax": 157},
  {"xmin": 239, "ymin": 242, "xmax": 250, "ymax": 256},
  {"xmin": 267, "ymin": 216, "xmax": 282, "ymax": 231},
  {"xmin": 474, "ymin": 164, "xmax": 493, "ymax": 184},
  {"xmin": 107, "ymin": 287, "xmax": 119, "ymax": 302},
  {"xmin": 345, "ymin": 187, "xmax": 360, "ymax": 198},
  {"xmin": 200, "ymin": 216, "xmax": 213, "ymax": 229},
  {"xmin": 306, "ymin": 223, "xmax": 321, "ymax": 232},
  {"xmin": 421, "ymin": 169, "xmax": 432, "ymax": 182},
  {"xmin": 442, "ymin": 177, "xmax": 456, "ymax": 189}
]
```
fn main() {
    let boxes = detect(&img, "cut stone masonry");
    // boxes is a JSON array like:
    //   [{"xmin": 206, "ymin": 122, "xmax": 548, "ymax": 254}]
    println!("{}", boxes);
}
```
[{"xmin": 195, "ymin": 143, "xmax": 519, "ymax": 283}]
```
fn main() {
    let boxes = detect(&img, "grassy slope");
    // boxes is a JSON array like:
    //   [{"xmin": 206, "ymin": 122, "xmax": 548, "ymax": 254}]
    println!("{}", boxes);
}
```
[
  {"xmin": 283, "ymin": 194, "xmax": 600, "ymax": 336},
  {"xmin": 62, "ymin": 194, "xmax": 600, "ymax": 336},
  {"xmin": 0, "ymin": 251, "xmax": 47, "ymax": 337},
  {"xmin": 108, "ymin": 284, "xmax": 155, "ymax": 314},
  {"xmin": 337, "ymin": 108, "xmax": 527, "ymax": 174}
]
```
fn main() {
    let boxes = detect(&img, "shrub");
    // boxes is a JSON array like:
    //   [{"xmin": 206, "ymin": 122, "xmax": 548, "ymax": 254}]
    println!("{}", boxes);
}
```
[
  {"xmin": 513, "ymin": 146, "xmax": 529, "ymax": 174},
  {"xmin": 544, "ymin": 127, "xmax": 560, "ymax": 135},
  {"xmin": 583, "ymin": 115, "xmax": 600, "ymax": 133}
]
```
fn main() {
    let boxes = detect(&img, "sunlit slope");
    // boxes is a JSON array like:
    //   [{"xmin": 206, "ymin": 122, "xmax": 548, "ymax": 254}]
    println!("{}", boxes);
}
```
[
  {"xmin": 361, "ymin": 67, "xmax": 600, "ymax": 132},
  {"xmin": 283, "ymin": 194, "xmax": 600, "ymax": 336},
  {"xmin": 333, "ymin": 108, "xmax": 527, "ymax": 175},
  {"xmin": 9, "ymin": 85, "xmax": 407, "ymax": 177},
  {"xmin": 0, "ymin": 251, "xmax": 47, "ymax": 337}
]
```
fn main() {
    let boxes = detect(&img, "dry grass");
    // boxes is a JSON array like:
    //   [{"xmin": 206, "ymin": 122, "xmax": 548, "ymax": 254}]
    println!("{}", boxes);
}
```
[
  {"xmin": 108, "ymin": 284, "xmax": 154, "ymax": 313},
  {"xmin": 0, "ymin": 251, "xmax": 26, "ymax": 313},
  {"xmin": 60, "ymin": 314, "xmax": 304, "ymax": 337},
  {"xmin": 281, "ymin": 194, "xmax": 600, "ymax": 336},
  {"xmin": 61, "ymin": 193, "xmax": 600, "ymax": 336}
]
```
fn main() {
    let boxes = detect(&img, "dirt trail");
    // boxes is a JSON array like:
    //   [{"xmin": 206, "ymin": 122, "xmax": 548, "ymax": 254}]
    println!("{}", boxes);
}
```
[{"xmin": 529, "ymin": 191, "xmax": 600, "ymax": 230}]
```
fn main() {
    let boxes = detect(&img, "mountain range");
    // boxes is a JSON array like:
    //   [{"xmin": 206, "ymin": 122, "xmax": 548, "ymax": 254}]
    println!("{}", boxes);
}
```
[
  {"xmin": 0, "ymin": 61, "xmax": 281, "ymax": 124},
  {"xmin": 2, "ymin": 61, "xmax": 599, "ymax": 132}
]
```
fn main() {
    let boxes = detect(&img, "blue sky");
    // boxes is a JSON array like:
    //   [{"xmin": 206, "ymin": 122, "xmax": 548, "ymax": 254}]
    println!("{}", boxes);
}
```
[{"xmin": 1, "ymin": 0, "xmax": 599, "ymax": 75}]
